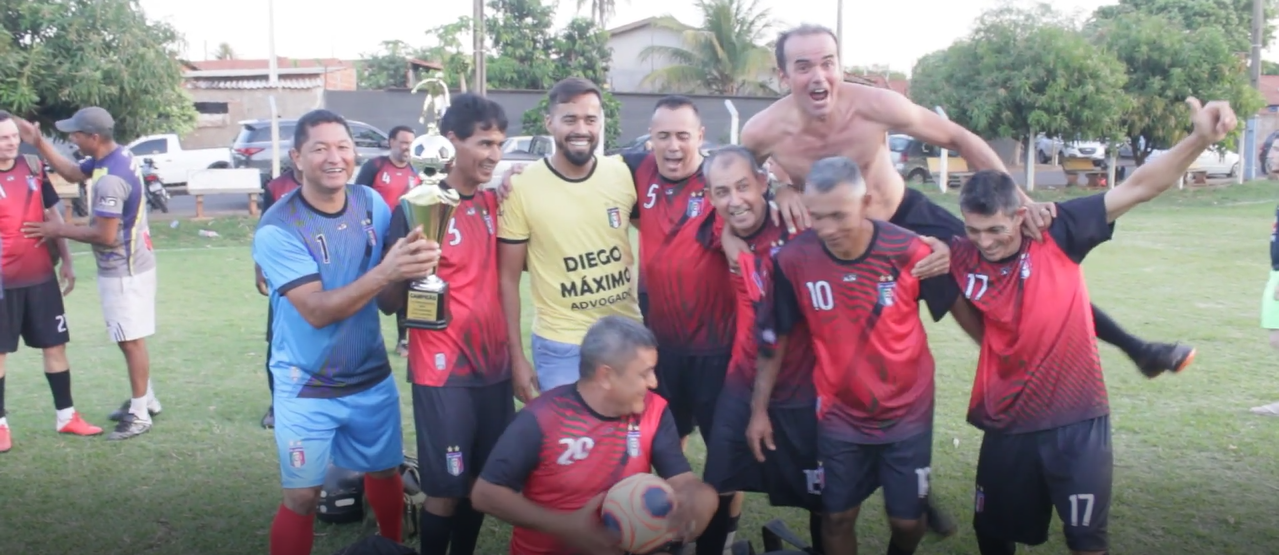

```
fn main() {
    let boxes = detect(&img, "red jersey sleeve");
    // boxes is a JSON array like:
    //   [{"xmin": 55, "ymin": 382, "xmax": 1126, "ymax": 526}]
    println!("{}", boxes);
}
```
[
  {"xmin": 477, "ymin": 410, "xmax": 544, "ymax": 492},
  {"xmin": 1047, "ymin": 193, "xmax": 1114, "ymax": 263}
]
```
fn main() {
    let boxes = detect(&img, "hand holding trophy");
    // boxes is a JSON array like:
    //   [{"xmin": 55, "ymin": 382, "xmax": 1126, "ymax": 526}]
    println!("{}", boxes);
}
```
[{"xmin": 400, "ymin": 184, "xmax": 462, "ymax": 330}]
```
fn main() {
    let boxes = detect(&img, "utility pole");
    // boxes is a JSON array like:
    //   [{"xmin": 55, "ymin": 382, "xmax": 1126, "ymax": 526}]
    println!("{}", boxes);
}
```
[
  {"xmin": 1247, "ymin": 0, "xmax": 1264, "ymax": 179},
  {"xmin": 836, "ymin": 0, "xmax": 844, "ymax": 57},
  {"xmin": 473, "ymin": 0, "xmax": 487, "ymax": 96}
]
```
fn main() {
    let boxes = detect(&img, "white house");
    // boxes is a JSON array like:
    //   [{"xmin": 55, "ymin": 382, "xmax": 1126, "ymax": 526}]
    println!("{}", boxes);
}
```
[
  {"xmin": 606, "ymin": 16, "xmax": 780, "ymax": 95},
  {"xmin": 606, "ymin": 17, "xmax": 692, "ymax": 93}
]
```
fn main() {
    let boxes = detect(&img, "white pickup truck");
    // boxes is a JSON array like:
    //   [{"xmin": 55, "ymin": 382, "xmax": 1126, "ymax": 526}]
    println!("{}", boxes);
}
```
[{"xmin": 126, "ymin": 134, "xmax": 233, "ymax": 186}]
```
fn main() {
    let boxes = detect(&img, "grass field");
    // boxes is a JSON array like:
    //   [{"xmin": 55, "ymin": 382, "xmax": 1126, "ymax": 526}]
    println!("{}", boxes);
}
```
[{"xmin": 3, "ymin": 181, "xmax": 1279, "ymax": 555}]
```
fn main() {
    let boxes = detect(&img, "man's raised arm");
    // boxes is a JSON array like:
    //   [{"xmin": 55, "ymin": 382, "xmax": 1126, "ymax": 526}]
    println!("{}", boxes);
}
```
[
  {"xmin": 1102, "ymin": 98, "xmax": 1238, "ymax": 223},
  {"xmin": 873, "ymin": 90, "xmax": 1006, "ymax": 173},
  {"xmin": 15, "ymin": 118, "xmax": 87, "ymax": 183}
]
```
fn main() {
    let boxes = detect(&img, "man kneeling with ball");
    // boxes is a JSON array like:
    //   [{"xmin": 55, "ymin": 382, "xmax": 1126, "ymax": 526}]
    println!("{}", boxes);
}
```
[{"xmin": 473, "ymin": 315, "xmax": 718, "ymax": 555}]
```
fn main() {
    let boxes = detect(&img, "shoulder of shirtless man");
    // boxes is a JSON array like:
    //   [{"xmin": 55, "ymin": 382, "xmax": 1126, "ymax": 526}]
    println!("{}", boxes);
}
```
[{"xmin": 742, "ymin": 83, "xmax": 932, "ymax": 219}]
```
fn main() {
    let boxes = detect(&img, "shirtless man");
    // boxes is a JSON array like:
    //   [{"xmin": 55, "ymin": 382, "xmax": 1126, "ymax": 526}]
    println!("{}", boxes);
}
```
[{"xmin": 734, "ymin": 23, "xmax": 1195, "ymax": 378}]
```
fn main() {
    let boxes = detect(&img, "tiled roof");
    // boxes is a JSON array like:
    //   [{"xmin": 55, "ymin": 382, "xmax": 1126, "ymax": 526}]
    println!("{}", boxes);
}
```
[{"xmin": 185, "ymin": 77, "xmax": 323, "ymax": 90}]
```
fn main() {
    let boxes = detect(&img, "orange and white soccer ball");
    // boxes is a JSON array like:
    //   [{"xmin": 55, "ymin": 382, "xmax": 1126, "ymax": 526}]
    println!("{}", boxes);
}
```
[{"xmin": 600, "ymin": 473, "xmax": 678, "ymax": 554}]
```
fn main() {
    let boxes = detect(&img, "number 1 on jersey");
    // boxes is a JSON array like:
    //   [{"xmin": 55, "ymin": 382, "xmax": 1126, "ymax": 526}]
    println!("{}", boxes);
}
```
[
  {"xmin": 965, "ymin": 273, "xmax": 989, "ymax": 300},
  {"xmin": 806, "ymin": 281, "xmax": 834, "ymax": 311}
]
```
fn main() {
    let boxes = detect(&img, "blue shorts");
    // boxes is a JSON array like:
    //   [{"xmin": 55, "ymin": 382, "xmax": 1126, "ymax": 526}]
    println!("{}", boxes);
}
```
[
  {"xmin": 274, "ymin": 373, "xmax": 404, "ymax": 489},
  {"xmin": 531, "ymin": 334, "xmax": 580, "ymax": 392}
]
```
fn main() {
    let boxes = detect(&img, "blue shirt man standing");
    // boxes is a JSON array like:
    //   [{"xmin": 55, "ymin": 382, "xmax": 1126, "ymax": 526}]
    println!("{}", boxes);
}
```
[{"xmin": 253, "ymin": 109, "xmax": 441, "ymax": 555}]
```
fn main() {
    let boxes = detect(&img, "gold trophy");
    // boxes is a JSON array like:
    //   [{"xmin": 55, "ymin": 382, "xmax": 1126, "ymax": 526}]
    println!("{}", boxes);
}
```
[{"xmin": 400, "ymin": 184, "xmax": 462, "ymax": 330}]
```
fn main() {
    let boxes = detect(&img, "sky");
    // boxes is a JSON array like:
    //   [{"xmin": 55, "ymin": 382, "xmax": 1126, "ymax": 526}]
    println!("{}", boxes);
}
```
[{"xmin": 138, "ymin": 0, "xmax": 1279, "ymax": 74}]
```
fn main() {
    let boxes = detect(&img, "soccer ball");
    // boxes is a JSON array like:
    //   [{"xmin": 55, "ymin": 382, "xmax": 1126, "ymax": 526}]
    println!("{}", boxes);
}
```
[{"xmin": 600, "ymin": 473, "xmax": 677, "ymax": 554}]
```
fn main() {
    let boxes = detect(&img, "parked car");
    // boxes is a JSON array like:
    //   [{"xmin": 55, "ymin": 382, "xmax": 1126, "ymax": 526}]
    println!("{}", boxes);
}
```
[
  {"xmin": 127, "ymin": 134, "xmax": 232, "ymax": 186},
  {"xmin": 232, "ymin": 118, "xmax": 391, "ymax": 183},
  {"xmin": 1148, "ymin": 147, "xmax": 1240, "ymax": 177},
  {"xmin": 889, "ymin": 134, "xmax": 961, "ymax": 184},
  {"xmin": 1036, "ymin": 135, "xmax": 1107, "ymax": 164}
]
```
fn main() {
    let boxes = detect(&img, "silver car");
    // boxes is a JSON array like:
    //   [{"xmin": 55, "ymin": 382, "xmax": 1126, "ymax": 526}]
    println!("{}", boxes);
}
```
[{"xmin": 231, "ymin": 118, "xmax": 392, "ymax": 183}]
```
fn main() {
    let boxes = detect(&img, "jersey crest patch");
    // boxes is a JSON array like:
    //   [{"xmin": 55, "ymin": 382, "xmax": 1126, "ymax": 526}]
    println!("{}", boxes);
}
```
[
  {"xmin": 482, "ymin": 209, "xmax": 495, "ymax": 234},
  {"xmin": 363, "ymin": 218, "xmax": 377, "ymax": 247},
  {"xmin": 1019, "ymin": 253, "xmax": 1032, "ymax": 279},
  {"xmin": 626, "ymin": 423, "xmax": 641, "ymax": 457},
  {"xmin": 288, "ymin": 441, "xmax": 306, "ymax": 468},
  {"xmin": 686, "ymin": 196, "xmax": 704, "ymax": 218},
  {"xmin": 26, "ymin": 175, "xmax": 37, "ymax": 191},
  {"xmin": 607, "ymin": 207, "xmax": 622, "ymax": 229},
  {"xmin": 446, "ymin": 446, "xmax": 464, "ymax": 476},
  {"xmin": 877, "ymin": 275, "xmax": 896, "ymax": 306}
]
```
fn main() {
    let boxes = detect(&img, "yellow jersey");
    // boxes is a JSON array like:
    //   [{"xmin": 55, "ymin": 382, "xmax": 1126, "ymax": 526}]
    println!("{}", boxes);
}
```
[{"xmin": 498, "ymin": 156, "xmax": 642, "ymax": 344}]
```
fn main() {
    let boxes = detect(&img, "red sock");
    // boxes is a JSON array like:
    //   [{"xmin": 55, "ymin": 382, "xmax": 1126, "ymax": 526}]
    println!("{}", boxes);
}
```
[
  {"xmin": 364, "ymin": 472, "xmax": 405, "ymax": 544},
  {"xmin": 270, "ymin": 503, "xmax": 314, "ymax": 555}
]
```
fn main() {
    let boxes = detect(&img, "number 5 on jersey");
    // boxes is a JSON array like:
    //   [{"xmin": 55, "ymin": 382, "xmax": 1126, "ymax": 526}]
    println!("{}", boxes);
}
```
[{"xmin": 447, "ymin": 218, "xmax": 461, "ymax": 246}]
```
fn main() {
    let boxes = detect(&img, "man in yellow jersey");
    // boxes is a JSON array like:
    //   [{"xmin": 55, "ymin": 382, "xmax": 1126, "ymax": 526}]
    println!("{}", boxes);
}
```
[{"xmin": 498, "ymin": 77, "xmax": 643, "ymax": 401}]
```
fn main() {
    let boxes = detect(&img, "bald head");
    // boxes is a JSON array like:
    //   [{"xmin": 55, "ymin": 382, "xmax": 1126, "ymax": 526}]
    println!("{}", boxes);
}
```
[{"xmin": 0, "ymin": 112, "xmax": 19, "ymax": 163}]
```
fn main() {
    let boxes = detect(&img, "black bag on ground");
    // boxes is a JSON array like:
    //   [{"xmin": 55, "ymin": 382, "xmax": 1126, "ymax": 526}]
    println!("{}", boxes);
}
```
[{"xmin": 330, "ymin": 535, "xmax": 418, "ymax": 555}]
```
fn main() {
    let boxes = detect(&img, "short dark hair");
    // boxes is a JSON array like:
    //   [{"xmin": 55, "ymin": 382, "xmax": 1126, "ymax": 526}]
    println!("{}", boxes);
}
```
[
  {"xmin": 705, "ymin": 145, "xmax": 764, "ymax": 182},
  {"xmin": 579, "ymin": 316, "xmax": 658, "ymax": 379},
  {"xmin": 0, "ymin": 111, "xmax": 11, "ymax": 123},
  {"xmin": 654, "ymin": 95, "xmax": 699, "ymax": 115},
  {"xmin": 958, "ymin": 170, "xmax": 1022, "ymax": 216},
  {"xmin": 388, "ymin": 125, "xmax": 415, "ymax": 142},
  {"xmin": 807, "ymin": 156, "xmax": 864, "ymax": 194},
  {"xmin": 440, "ymin": 93, "xmax": 509, "ymax": 141},
  {"xmin": 546, "ymin": 77, "xmax": 602, "ymax": 110},
  {"xmin": 775, "ymin": 24, "xmax": 839, "ymax": 72},
  {"xmin": 292, "ymin": 109, "xmax": 351, "ymax": 151}
]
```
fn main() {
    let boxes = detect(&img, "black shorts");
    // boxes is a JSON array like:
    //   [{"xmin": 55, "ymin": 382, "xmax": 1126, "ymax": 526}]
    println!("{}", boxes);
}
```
[
  {"xmin": 703, "ymin": 394, "xmax": 821, "ymax": 511},
  {"xmin": 973, "ymin": 416, "xmax": 1113, "ymax": 552},
  {"xmin": 0, "ymin": 279, "xmax": 70, "ymax": 353},
  {"xmin": 412, "ymin": 380, "xmax": 516, "ymax": 498},
  {"xmin": 889, "ymin": 187, "xmax": 965, "ymax": 242},
  {"xmin": 819, "ymin": 427, "xmax": 933, "ymax": 517},
  {"xmin": 654, "ymin": 349, "xmax": 730, "ymax": 442},
  {"xmin": 638, "ymin": 291, "xmax": 650, "ymax": 323}
]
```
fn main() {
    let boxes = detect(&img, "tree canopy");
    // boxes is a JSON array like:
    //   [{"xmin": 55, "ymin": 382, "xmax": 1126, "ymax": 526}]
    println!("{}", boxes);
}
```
[
  {"xmin": 0, "ymin": 0, "xmax": 197, "ymax": 142},
  {"xmin": 1089, "ymin": 10, "xmax": 1264, "ymax": 163},
  {"xmin": 910, "ymin": 3, "xmax": 1129, "ymax": 144}
]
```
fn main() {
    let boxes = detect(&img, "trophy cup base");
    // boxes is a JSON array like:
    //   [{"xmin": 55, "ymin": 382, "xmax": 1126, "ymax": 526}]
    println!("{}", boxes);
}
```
[{"xmin": 404, "ymin": 279, "xmax": 450, "ymax": 331}]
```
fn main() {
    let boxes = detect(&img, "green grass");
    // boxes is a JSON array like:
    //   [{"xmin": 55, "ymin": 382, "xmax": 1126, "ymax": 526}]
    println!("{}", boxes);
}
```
[{"xmin": 4, "ymin": 181, "xmax": 1279, "ymax": 554}]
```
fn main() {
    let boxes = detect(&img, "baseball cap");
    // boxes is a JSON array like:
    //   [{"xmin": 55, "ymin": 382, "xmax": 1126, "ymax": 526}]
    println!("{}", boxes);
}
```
[{"xmin": 55, "ymin": 107, "xmax": 115, "ymax": 135}]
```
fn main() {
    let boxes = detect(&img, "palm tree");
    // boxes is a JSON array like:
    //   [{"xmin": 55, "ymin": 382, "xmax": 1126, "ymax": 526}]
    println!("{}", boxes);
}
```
[
  {"xmin": 213, "ymin": 42, "xmax": 236, "ymax": 60},
  {"xmin": 639, "ymin": 0, "xmax": 777, "ymax": 96},
  {"xmin": 575, "ymin": 0, "xmax": 625, "ymax": 28}
]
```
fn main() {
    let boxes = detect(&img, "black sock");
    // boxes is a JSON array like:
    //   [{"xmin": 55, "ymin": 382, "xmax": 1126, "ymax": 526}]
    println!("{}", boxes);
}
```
[
  {"xmin": 0, "ymin": 375, "xmax": 6, "ymax": 416},
  {"xmin": 397, "ymin": 308, "xmax": 407, "ymax": 343},
  {"xmin": 46, "ymin": 370, "xmax": 73, "ymax": 410},
  {"xmin": 809, "ymin": 512, "xmax": 825, "ymax": 555},
  {"xmin": 886, "ymin": 541, "xmax": 915, "ymax": 555},
  {"xmin": 975, "ymin": 531, "xmax": 1016, "ymax": 555},
  {"xmin": 695, "ymin": 495, "xmax": 736, "ymax": 555},
  {"xmin": 449, "ymin": 499, "xmax": 485, "ymax": 555},
  {"xmin": 419, "ymin": 510, "xmax": 454, "ymax": 555},
  {"xmin": 266, "ymin": 364, "xmax": 275, "ymax": 396},
  {"xmin": 1091, "ymin": 304, "xmax": 1145, "ymax": 358}
]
